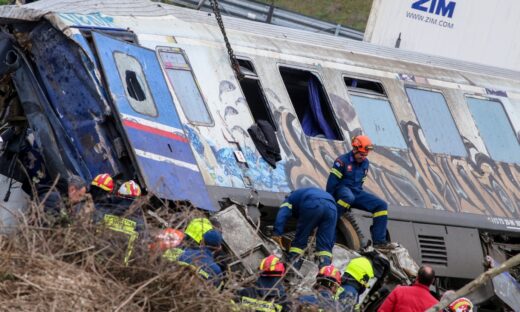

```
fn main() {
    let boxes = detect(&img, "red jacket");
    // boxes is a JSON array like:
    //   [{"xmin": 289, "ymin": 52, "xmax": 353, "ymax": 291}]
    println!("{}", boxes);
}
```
[{"xmin": 378, "ymin": 282, "xmax": 439, "ymax": 312}]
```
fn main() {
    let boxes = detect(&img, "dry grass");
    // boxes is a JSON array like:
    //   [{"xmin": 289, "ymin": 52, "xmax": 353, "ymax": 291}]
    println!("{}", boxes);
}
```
[{"xmin": 0, "ymin": 199, "xmax": 238, "ymax": 311}]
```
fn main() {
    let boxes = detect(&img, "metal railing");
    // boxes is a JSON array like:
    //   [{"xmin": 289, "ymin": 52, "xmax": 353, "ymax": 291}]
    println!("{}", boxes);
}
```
[{"xmin": 158, "ymin": 0, "xmax": 364, "ymax": 40}]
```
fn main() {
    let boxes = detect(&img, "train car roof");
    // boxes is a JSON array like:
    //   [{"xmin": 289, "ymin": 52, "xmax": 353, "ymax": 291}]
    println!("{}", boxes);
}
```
[{"xmin": 0, "ymin": 0, "xmax": 519, "ymax": 82}]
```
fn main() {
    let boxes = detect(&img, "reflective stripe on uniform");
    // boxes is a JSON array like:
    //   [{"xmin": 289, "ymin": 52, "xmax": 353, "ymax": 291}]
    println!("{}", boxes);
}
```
[
  {"xmin": 334, "ymin": 286, "xmax": 344, "ymax": 300},
  {"xmin": 162, "ymin": 248, "xmax": 184, "ymax": 262},
  {"xmin": 280, "ymin": 202, "xmax": 293, "ymax": 209},
  {"xmin": 289, "ymin": 247, "xmax": 304, "ymax": 254},
  {"xmin": 337, "ymin": 199, "xmax": 351, "ymax": 209},
  {"xmin": 240, "ymin": 296, "xmax": 282, "ymax": 312},
  {"xmin": 102, "ymin": 214, "xmax": 138, "ymax": 265},
  {"xmin": 372, "ymin": 210, "xmax": 388, "ymax": 218},
  {"xmin": 330, "ymin": 168, "xmax": 343, "ymax": 179},
  {"xmin": 316, "ymin": 250, "xmax": 333, "ymax": 258}
]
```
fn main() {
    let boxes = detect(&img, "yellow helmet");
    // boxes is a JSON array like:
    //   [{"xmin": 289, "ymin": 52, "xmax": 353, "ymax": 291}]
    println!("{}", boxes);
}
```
[
  {"xmin": 345, "ymin": 257, "xmax": 374, "ymax": 287},
  {"xmin": 184, "ymin": 218, "xmax": 213, "ymax": 244}
]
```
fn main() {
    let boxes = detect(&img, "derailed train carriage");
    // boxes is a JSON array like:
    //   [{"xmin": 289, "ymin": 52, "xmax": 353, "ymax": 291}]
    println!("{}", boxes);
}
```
[{"xmin": 0, "ymin": 0, "xmax": 519, "ymax": 308}]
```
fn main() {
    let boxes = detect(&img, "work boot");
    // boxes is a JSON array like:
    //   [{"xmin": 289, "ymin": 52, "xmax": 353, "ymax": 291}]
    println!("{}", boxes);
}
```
[
  {"xmin": 287, "ymin": 252, "xmax": 303, "ymax": 270},
  {"xmin": 317, "ymin": 256, "xmax": 332, "ymax": 269}
]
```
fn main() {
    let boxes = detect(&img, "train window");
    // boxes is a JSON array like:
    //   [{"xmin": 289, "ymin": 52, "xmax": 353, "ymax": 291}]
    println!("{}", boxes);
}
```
[
  {"xmin": 406, "ymin": 88, "xmax": 466, "ymax": 156},
  {"xmin": 158, "ymin": 49, "xmax": 213, "ymax": 125},
  {"xmin": 113, "ymin": 52, "xmax": 158, "ymax": 117},
  {"xmin": 466, "ymin": 97, "xmax": 520, "ymax": 163},
  {"xmin": 237, "ymin": 59, "xmax": 276, "ymax": 129},
  {"xmin": 345, "ymin": 77, "xmax": 386, "ymax": 96},
  {"xmin": 279, "ymin": 66, "xmax": 343, "ymax": 140},
  {"xmin": 349, "ymin": 95, "xmax": 407, "ymax": 149}
]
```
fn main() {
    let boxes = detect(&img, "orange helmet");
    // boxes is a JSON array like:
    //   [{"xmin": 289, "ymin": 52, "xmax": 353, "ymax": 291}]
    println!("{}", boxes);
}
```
[
  {"xmin": 351, "ymin": 135, "xmax": 373, "ymax": 153},
  {"xmin": 259, "ymin": 255, "xmax": 285, "ymax": 277},
  {"xmin": 317, "ymin": 265, "xmax": 341, "ymax": 285},
  {"xmin": 117, "ymin": 180, "xmax": 142, "ymax": 197},
  {"xmin": 445, "ymin": 298, "xmax": 473, "ymax": 312},
  {"xmin": 148, "ymin": 228, "xmax": 185, "ymax": 252},
  {"xmin": 91, "ymin": 173, "xmax": 114, "ymax": 192}
]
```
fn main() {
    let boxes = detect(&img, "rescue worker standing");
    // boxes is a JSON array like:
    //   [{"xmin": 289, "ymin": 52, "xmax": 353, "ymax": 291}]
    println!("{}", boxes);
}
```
[
  {"xmin": 178, "ymin": 229, "xmax": 224, "ymax": 288},
  {"xmin": 237, "ymin": 255, "xmax": 288, "ymax": 311},
  {"xmin": 272, "ymin": 187, "xmax": 337, "ymax": 269},
  {"xmin": 326, "ymin": 135, "xmax": 391, "ymax": 248}
]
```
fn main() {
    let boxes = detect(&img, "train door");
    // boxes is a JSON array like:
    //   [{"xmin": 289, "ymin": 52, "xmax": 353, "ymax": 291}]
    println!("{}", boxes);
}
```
[{"xmin": 91, "ymin": 32, "xmax": 214, "ymax": 211}]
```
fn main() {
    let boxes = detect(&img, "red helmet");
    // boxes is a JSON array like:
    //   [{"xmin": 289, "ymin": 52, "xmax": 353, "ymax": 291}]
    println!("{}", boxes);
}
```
[
  {"xmin": 91, "ymin": 173, "xmax": 114, "ymax": 192},
  {"xmin": 351, "ymin": 135, "xmax": 374, "ymax": 153},
  {"xmin": 445, "ymin": 297, "xmax": 473, "ymax": 312},
  {"xmin": 318, "ymin": 265, "xmax": 341, "ymax": 285},
  {"xmin": 148, "ymin": 228, "xmax": 185, "ymax": 252},
  {"xmin": 259, "ymin": 255, "xmax": 285, "ymax": 277}
]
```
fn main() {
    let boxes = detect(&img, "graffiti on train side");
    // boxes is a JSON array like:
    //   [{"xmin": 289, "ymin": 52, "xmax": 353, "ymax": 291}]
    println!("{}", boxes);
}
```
[
  {"xmin": 277, "ymin": 94, "xmax": 520, "ymax": 218},
  {"xmin": 184, "ymin": 125, "xmax": 289, "ymax": 192}
]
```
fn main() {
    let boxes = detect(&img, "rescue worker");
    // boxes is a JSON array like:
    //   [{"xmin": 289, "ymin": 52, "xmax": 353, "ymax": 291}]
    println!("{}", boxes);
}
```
[
  {"xmin": 116, "ymin": 180, "xmax": 142, "ymax": 198},
  {"xmin": 444, "ymin": 297, "xmax": 473, "ymax": 312},
  {"xmin": 66, "ymin": 175, "xmax": 95, "ymax": 223},
  {"xmin": 336, "ymin": 257, "xmax": 375, "ymax": 306},
  {"xmin": 236, "ymin": 255, "xmax": 288, "ymax": 312},
  {"xmin": 90, "ymin": 173, "xmax": 114, "ymax": 204},
  {"xmin": 184, "ymin": 217, "xmax": 214, "ymax": 246},
  {"xmin": 177, "ymin": 229, "xmax": 224, "ymax": 288},
  {"xmin": 148, "ymin": 227, "xmax": 186, "ymax": 262},
  {"xmin": 92, "ymin": 174, "xmax": 143, "ymax": 265},
  {"xmin": 271, "ymin": 187, "xmax": 337, "ymax": 269},
  {"xmin": 326, "ymin": 135, "xmax": 392, "ymax": 248},
  {"xmin": 295, "ymin": 265, "xmax": 345, "ymax": 311}
]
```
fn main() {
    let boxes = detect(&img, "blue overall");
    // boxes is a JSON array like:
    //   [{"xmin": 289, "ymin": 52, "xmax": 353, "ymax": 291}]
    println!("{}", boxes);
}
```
[
  {"xmin": 326, "ymin": 151, "xmax": 388, "ymax": 245},
  {"xmin": 274, "ymin": 187, "xmax": 337, "ymax": 266},
  {"xmin": 178, "ymin": 247, "xmax": 223, "ymax": 288}
]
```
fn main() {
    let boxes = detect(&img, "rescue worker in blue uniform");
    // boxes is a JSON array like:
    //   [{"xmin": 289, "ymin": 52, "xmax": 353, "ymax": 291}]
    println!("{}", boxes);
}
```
[
  {"xmin": 236, "ymin": 255, "xmax": 288, "ymax": 311},
  {"xmin": 335, "ymin": 256, "xmax": 374, "ymax": 307},
  {"xmin": 295, "ymin": 265, "xmax": 347, "ymax": 311},
  {"xmin": 177, "ymin": 229, "xmax": 224, "ymax": 288},
  {"xmin": 326, "ymin": 135, "xmax": 391, "ymax": 248},
  {"xmin": 272, "ymin": 187, "xmax": 337, "ymax": 269}
]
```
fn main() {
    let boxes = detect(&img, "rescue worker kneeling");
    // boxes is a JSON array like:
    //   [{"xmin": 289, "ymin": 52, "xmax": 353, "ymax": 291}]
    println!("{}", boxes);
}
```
[
  {"xmin": 236, "ymin": 255, "xmax": 288, "ymax": 312},
  {"xmin": 177, "ymin": 229, "xmax": 224, "ymax": 288},
  {"xmin": 92, "ymin": 174, "xmax": 143, "ymax": 266},
  {"xmin": 272, "ymin": 187, "xmax": 337, "ymax": 269},
  {"xmin": 295, "ymin": 265, "xmax": 344, "ymax": 311},
  {"xmin": 336, "ymin": 257, "xmax": 374, "ymax": 306}
]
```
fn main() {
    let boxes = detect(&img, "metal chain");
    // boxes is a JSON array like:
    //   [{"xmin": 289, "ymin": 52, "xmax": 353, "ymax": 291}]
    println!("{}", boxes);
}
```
[{"xmin": 208, "ymin": 0, "xmax": 244, "ymax": 81}]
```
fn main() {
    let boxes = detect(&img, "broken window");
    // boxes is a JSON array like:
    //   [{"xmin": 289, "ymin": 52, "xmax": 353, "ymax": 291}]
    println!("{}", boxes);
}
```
[
  {"xmin": 113, "ymin": 52, "xmax": 158, "ymax": 117},
  {"xmin": 158, "ymin": 48, "xmax": 213, "ymax": 125},
  {"xmin": 279, "ymin": 67, "xmax": 342, "ymax": 140},
  {"xmin": 238, "ymin": 59, "xmax": 275, "ymax": 129},
  {"xmin": 406, "ymin": 87, "xmax": 466, "ymax": 156},
  {"xmin": 346, "ymin": 77, "xmax": 406, "ymax": 149},
  {"xmin": 466, "ymin": 97, "xmax": 520, "ymax": 163}
]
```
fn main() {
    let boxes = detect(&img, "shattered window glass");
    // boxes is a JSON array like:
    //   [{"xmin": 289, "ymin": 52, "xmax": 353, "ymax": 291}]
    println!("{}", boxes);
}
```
[
  {"xmin": 406, "ymin": 88, "xmax": 466, "ymax": 157},
  {"xmin": 158, "ymin": 49, "xmax": 212, "ymax": 125},
  {"xmin": 466, "ymin": 97, "xmax": 520, "ymax": 163},
  {"xmin": 349, "ymin": 95, "xmax": 407, "ymax": 149},
  {"xmin": 113, "ymin": 52, "xmax": 158, "ymax": 117}
]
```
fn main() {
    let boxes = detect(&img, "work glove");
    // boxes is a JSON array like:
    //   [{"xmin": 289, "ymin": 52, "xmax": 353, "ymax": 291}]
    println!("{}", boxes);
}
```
[{"xmin": 271, "ymin": 236, "xmax": 285, "ymax": 251}]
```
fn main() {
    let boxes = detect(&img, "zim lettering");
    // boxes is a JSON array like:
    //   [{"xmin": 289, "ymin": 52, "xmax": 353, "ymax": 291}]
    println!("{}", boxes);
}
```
[{"xmin": 411, "ymin": 0, "xmax": 456, "ymax": 18}]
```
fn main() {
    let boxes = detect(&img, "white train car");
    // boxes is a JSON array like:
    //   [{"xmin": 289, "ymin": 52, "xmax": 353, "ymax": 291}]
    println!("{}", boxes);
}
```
[{"xmin": 0, "ymin": 0, "xmax": 519, "ymax": 305}]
